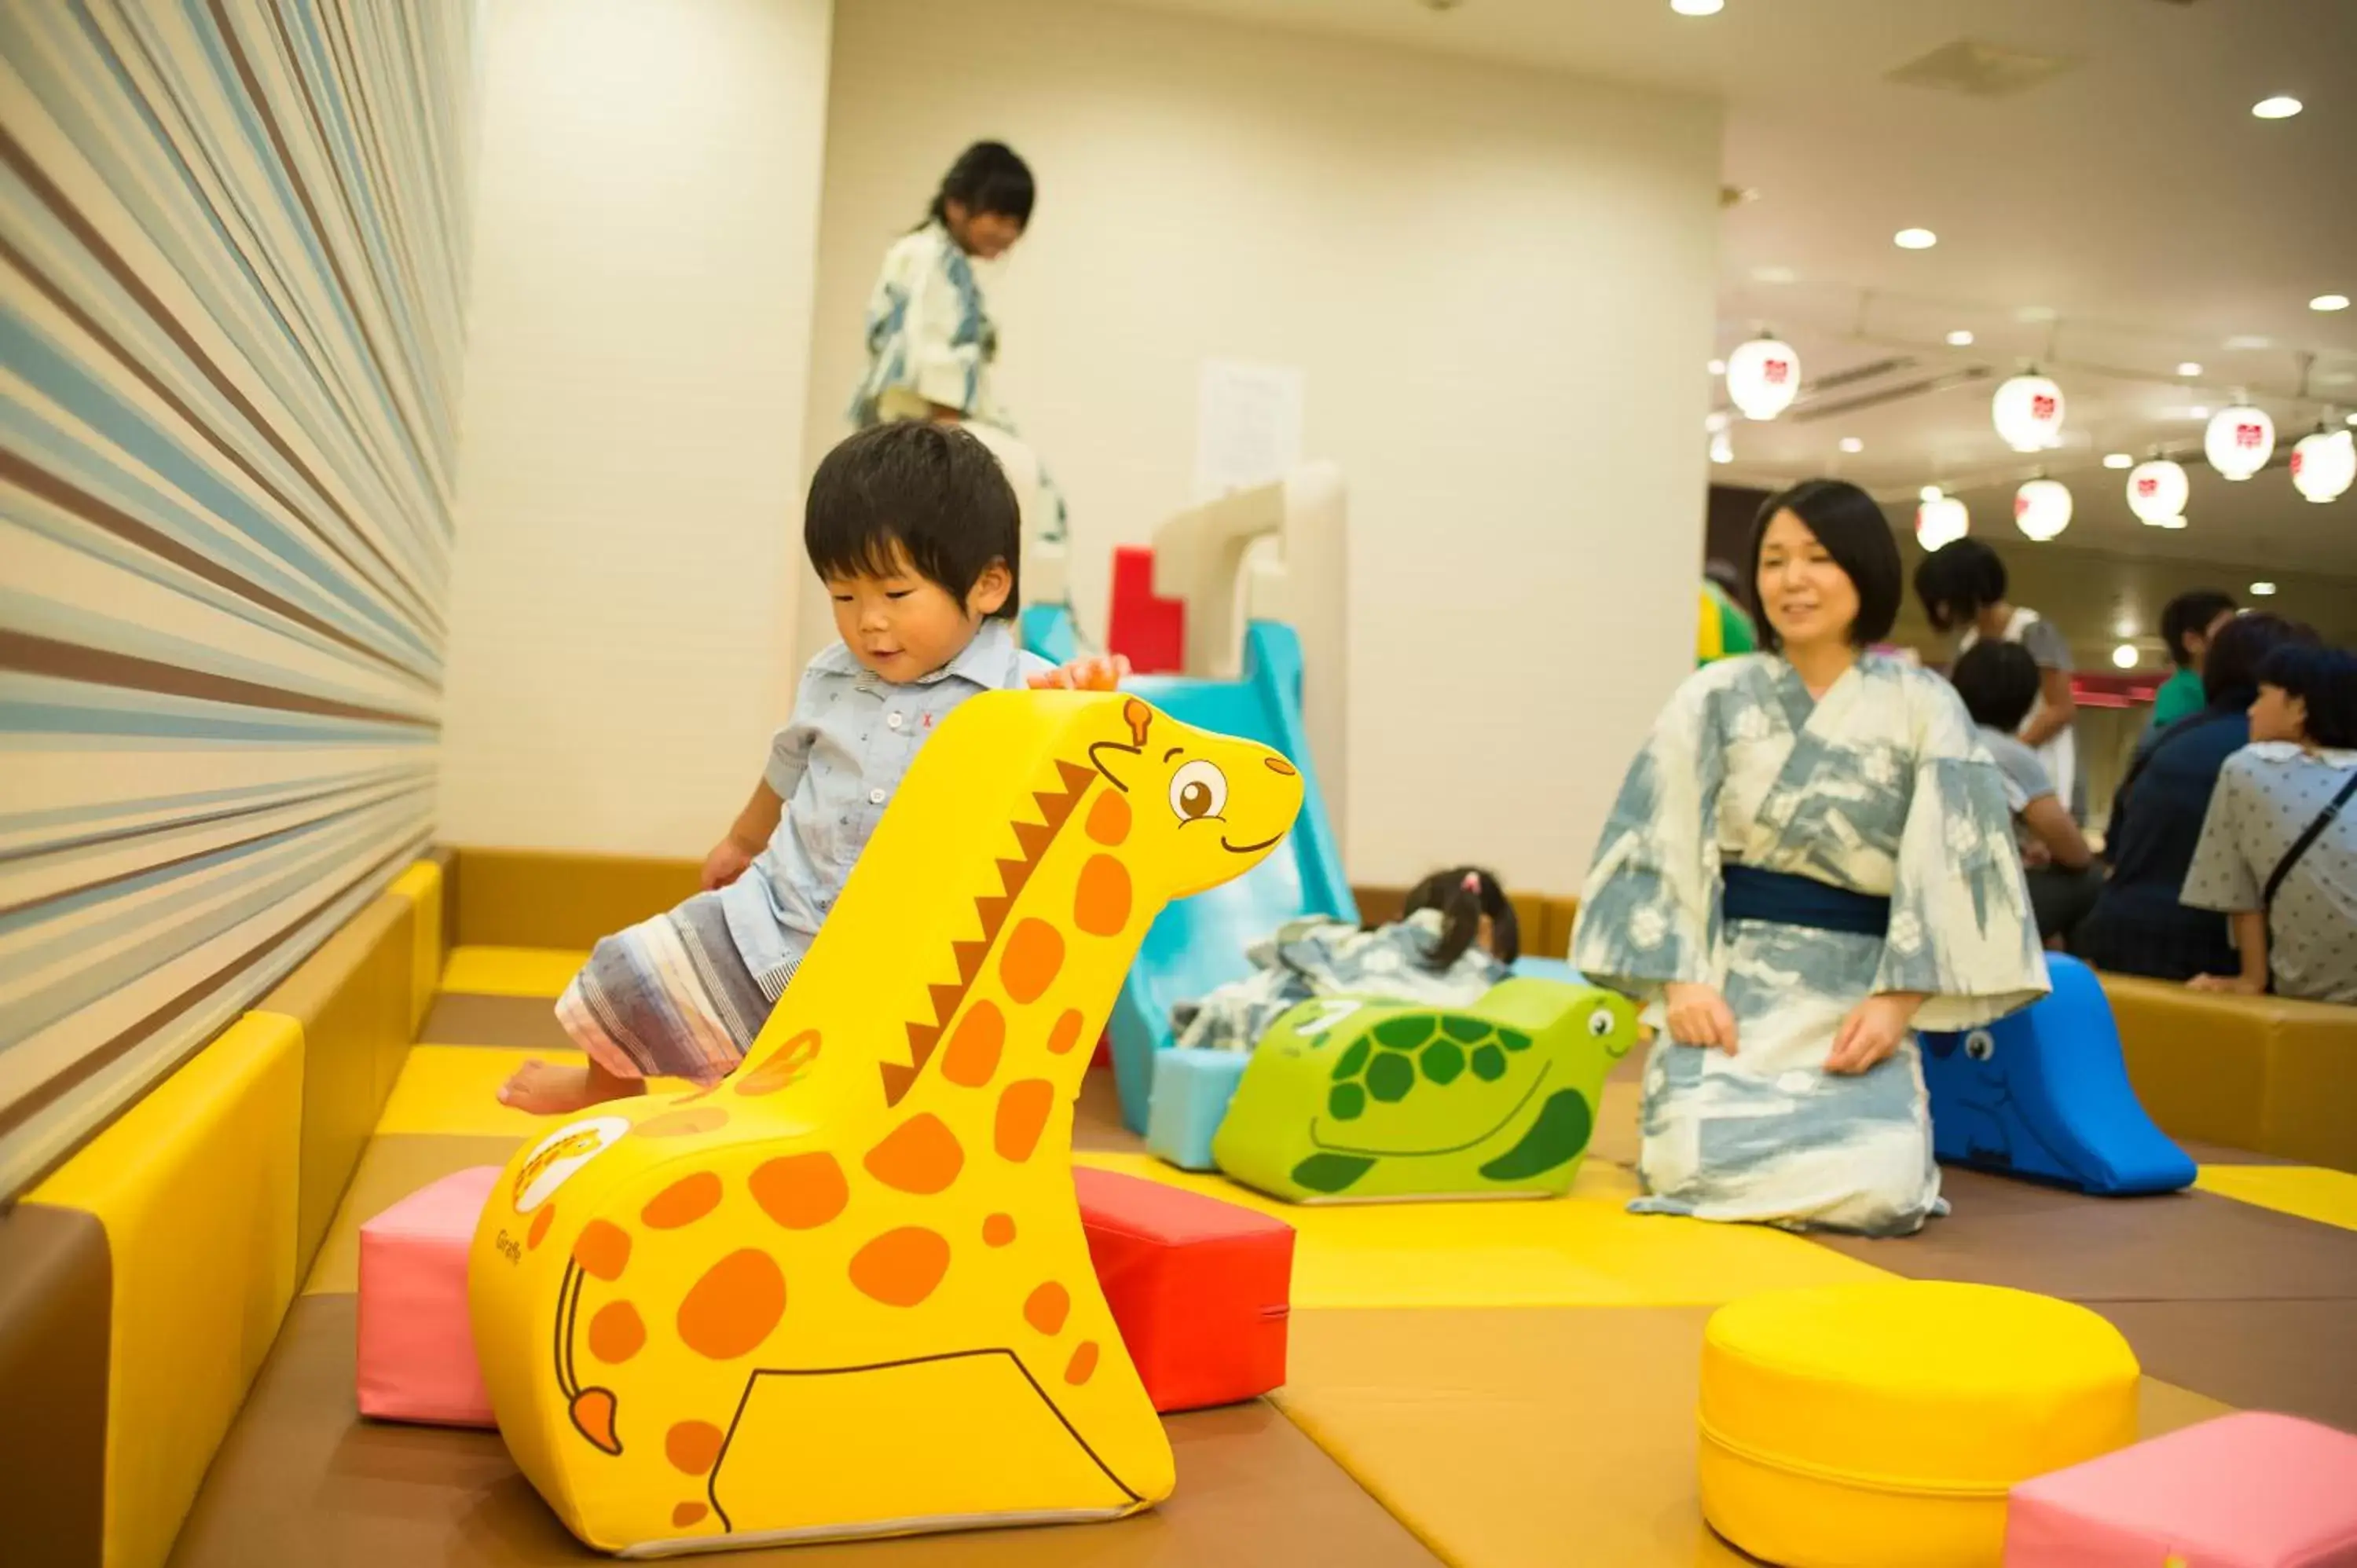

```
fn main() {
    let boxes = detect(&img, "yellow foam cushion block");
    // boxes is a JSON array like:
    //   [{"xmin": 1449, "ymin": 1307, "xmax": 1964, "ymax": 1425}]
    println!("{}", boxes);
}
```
[
  {"xmin": 386, "ymin": 860, "xmax": 445, "ymax": 1032},
  {"xmin": 29, "ymin": 1013, "xmax": 303, "ymax": 1568},
  {"xmin": 2195, "ymin": 1164, "xmax": 2357, "ymax": 1232},
  {"xmin": 438, "ymin": 946, "xmax": 588, "ymax": 999},
  {"xmin": 1700, "ymin": 1282, "xmax": 2141, "ymax": 1568},
  {"xmin": 375, "ymin": 1046, "xmax": 696, "ymax": 1139},
  {"xmin": 1073, "ymin": 1152, "xmax": 1890, "ymax": 1309},
  {"xmin": 1277, "ymin": 1306, "xmax": 2231, "ymax": 1568}
]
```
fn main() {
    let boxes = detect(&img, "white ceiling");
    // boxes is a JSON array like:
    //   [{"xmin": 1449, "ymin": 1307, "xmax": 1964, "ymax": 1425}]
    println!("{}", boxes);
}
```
[{"xmin": 1082, "ymin": 0, "xmax": 2357, "ymax": 572}]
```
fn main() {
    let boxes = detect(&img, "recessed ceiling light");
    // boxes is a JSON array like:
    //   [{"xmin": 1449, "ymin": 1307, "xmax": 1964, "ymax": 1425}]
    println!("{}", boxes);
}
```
[
  {"xmin": 2103, "ymin": 452, "xmax": 2134, "ymax": 469},
  {"xmin": 1919, "ymin": 485, "xmax": 1944, "ymax": 503},
  {"xmin": 1709, "ymin": 358, "xmax": 1728, "ymax": 376},
  {"xmin": 1751, "ymin": 265, "xmax": 1797, "ymax": 284},
  {"xmin": 1893, "ymin": 228, "xmax": 1938, "ymax": 250},
  {"xmin": 1946, "ymin": 329, "xmax": 1975, "ymax": 346},
  {"xmin": 2177, "ymin": 362, "xmax": 2203, "ymax": 376},
  {"xmin": 2348, "ymin": 412, "xmax": 2357, "ymax": 428},
  {"xmin": 2313, "ymin": 294, "xmax": 2352, "ymax": 313},
  {"xmin": 2250, "ymin": 581, "xmax": 2279, "ymax": 596},
  {"xmin": 1838, "ymin": 438, "xmax": 1864, "ymax": 453},
  {"xmin": 1671, "ymin": 0, "xmax": 1725, "ymax": 14},
  {"xmin": 2111, "ymin": 644, "xmax": 2140, "ymax": 670},
  {"xmin": 1710, "ymin": 430, "xmax": 1734, "ymax": 463},
  {"xmin": 2225, "ymin": 335, "xmax": 2273, "ymax": 351},
  {"xmin": 2252, "ymin": 96, "xmax": 2303, "ymax": 119}
]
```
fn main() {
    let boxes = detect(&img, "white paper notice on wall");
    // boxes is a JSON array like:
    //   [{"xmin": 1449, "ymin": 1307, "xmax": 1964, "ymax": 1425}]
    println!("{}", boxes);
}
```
[{"xmin": 1193, "ymin": 359, "xmax": 1305, "ymax": 501}]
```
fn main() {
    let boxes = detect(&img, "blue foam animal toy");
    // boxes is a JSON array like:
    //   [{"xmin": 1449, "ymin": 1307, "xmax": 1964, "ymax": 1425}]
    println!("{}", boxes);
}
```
[{"xmin": 1919, "ymin": 954, "xmax": 2194, "ymax": 1196}]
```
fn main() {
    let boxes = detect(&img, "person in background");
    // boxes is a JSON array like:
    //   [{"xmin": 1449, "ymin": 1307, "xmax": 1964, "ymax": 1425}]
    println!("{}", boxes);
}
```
[
  {"xmin": 2182, "ymin": 644, "xmax": 2357, "ymax": 1002},
  {"xmin": 2149, "ymin": 590, "xmax": 2240, "ymax": 738},
  {"xmin": 1949, "ymin": 641, "xmax": 2099, "ymax": 946},
  {"xmin": 1699, "ymin": 558, "xmax": 1758, "ymax": 665},
  {"xmin": 1915, "ymin": 538, "xmax": 2084, "ymax": 822},
  {"xmin": 2075, "ymin": 613, "xmax": 2314, "ymax": 981}
]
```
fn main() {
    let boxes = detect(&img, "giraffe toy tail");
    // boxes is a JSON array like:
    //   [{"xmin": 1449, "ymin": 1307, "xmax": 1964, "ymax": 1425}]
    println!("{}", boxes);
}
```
[{"xmin": 570, "ymin": 1387, "xmax": 621, "ymax": 1456}]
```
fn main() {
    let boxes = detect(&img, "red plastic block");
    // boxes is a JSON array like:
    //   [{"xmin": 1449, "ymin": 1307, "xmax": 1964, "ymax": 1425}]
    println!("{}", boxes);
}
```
[
  {"xmin": 1075, "ymin": 1166, "xmax": 1293, "ymax": 1412},
  {"xmin": 1105, "ymin": 545, "xmax": 1186, "ymax": 675}
]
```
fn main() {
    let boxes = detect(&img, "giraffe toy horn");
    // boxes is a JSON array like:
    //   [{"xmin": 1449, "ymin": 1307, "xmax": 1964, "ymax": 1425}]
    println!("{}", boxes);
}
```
[{"xmin": 1123, "ymin": 698, "xmax": 1151, "ymax": 749}]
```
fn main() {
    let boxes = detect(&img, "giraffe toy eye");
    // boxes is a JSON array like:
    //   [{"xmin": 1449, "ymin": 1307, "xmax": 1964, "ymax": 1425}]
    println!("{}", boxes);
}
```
[{"xmin": 1168, "ymin": 760, "xmax": 1228, "ymax": 822}]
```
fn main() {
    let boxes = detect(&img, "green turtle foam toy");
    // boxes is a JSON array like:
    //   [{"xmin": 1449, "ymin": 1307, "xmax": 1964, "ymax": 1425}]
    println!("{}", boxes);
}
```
[{"xmin": 1209, "ymin": 977, "xmax": 1640, "ymax": 1203}]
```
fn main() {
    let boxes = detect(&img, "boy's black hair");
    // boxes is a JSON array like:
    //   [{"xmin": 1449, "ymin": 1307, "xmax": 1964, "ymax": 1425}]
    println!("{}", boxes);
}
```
[
  {"xmin": 1401, "ymin": 866, "xmax": 1519, "ymax": 969},
  {"xmin": 805, "ymin": 422, "xmax": 1020, "ymax": 620},
  {"xmin": 928, "ymin": 141, "xmax": 1035, "ymax": 229},
  {"xmin": 1913, "ymin": 537, "xmax": 2009, "ymax": 634},
  {"xmin": 2159, "ymin": 589, "xmax": 2238, "ymax": 669},
  {"xmin": 2202, "ymin": 612, "xmax": 2317, "ymax": 708},
  {"xmin": 1950, "ymin": 639, "xmax": 2043, "ymax": 734},
  {"xmin": 2257, "ymin": 643, "xmax": 2357, "ymax": 749},
  {"xmin": 1748, "ymin": 478, "xmax": 1904, "ymax": 650}
]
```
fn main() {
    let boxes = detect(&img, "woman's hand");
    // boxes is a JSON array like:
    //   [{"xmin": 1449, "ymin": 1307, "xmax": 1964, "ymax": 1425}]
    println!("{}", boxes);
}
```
[
  {"xmin": 1662, "ymin": 982, "xmax": 1738, "ymax": 1054},
  {"xmin": 1825, "ymin": 991, "xmax": 1924, "ymax": 1074},
  {"xmin": 2188, "ymin": 972, "xmax": 2265, "ymax": 996},
  {"xmin": 1028, "ymin": 653, "xmax": 1131, "ymax": 691}
]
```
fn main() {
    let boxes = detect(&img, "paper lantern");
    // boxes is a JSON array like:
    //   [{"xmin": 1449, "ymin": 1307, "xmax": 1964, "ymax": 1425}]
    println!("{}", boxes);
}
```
[
  {"xmin": 2290, "ymin": 428, "xmax": 2355, "ymax": 504},
  {"xmin": 1726, "ymin": 337, "xmax": 1801, "ymax": 421},
  {"xmin": 1992, "ymin": 374, "xmax": 2067, "ymax": 452},
  {"xmin": 2014, "ymin": 478, "xmax": 2073, "ymax": 541},
  {"xmin": 2126, "ymin": 460, "xmax": 2189, "ymax": 526},
  {"xmin": 1916, "ymin": 492, "xmax": 1970, "ymax": 551},
  {"xmin": 2203, "ymin": 404, "xmax": 2275, "ymax": 482}
]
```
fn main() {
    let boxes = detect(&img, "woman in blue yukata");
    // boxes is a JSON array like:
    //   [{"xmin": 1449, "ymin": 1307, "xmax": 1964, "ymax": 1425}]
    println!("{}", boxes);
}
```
[{"xmin": 1574, "ymin": 479, "xmax": 2048, "ymax": 1236}]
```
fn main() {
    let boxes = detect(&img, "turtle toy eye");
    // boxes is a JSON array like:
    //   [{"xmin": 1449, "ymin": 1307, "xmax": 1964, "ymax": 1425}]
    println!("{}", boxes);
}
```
[
  {"xmin": 1169, "ymin": 759, "xmax": 1228, "ymax": 822},
  {"xmin": 1964, "ymin": 1031, "xmax": 1995, "ymax": 1062},
  {"xmin": 1585, "ymin": 1007, "xmax": 1616, "ymax": 1038}
]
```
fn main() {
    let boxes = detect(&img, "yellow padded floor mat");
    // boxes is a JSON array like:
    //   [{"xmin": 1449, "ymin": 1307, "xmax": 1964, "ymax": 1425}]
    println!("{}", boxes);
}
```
[
  {"xmin": 1277, "ymin": 1306, "xmax": 2237, "ymax": 1568},
  {"xmin": 2195, "ymin": 1164, "xmax": 2357, "ymax": 1233},
  {"xmin": 438, "ymin": 946, "xmax": 588, "ymax": 998},
  {"xmin": 1073, "ymin": 1152, "xmax": 1890, "ymax": 1309}
]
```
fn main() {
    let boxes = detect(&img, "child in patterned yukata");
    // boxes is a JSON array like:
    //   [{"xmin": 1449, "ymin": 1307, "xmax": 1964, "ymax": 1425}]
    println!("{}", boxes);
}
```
[{"xmin": 497, "ymin": 423, "xmax": 1122, "ymax": 1115}]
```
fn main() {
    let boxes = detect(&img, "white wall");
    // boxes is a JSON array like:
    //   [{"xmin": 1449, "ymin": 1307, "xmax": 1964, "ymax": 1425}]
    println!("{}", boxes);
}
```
[
  {"xmin": 804, "ymin": 0, "xmax": 1719, "ymax": 894},
  {"xmin": 440, "ymin": 0, "xmax": 831, "ymax": 856}
]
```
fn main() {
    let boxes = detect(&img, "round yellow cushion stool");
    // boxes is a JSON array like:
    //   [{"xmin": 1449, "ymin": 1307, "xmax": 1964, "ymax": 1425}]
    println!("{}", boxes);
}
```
[{"xmin": 1699, "ymin": 1280, "xmax": 2140, "ymax": 1568}]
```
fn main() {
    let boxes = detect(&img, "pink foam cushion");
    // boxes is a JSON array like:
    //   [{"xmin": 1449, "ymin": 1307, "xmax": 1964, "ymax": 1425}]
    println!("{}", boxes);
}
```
[
  {"xmin": 355, "ymin": 1166, "xmax": 502, "ymax": 1427},
  {"xmin": 2006, "ymin": 1410, "xmax": 2357, "ymax": 1567}
]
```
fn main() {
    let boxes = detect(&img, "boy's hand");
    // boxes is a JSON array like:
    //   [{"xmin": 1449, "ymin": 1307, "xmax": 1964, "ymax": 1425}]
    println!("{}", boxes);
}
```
[
  {"xmin": 700, "ymin": 834, "xmax": 759, "ymax": 892},
  {"xmin": 1028, "ymin": 653, "xmax": 1131, "ymax": 691}
]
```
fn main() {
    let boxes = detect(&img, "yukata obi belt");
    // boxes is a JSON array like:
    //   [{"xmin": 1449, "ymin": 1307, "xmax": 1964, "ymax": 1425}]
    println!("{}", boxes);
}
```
[{"xmin": 1719, "ymin": 864, "xmax": 1890, "ymax": 938}]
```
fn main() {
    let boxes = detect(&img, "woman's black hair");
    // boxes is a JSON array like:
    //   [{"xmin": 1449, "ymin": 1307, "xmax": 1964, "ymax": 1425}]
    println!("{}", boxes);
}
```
[
  {"xmin": 2159, "ymin": 589, "xmax": 2238, "ymax": 669},
  {"xmin": 2201, "ymin": 612, "xmax": 2317, "ymax": 708},
  {"xmin": 1950, "ymin": 639, "xmax": 2043, "ymax": 735},
  {"xmin": 1401, "ymin": 866, "xmax": 1518, "ymax": 968},
  {"xmin": 1747, "ymin": 478, "xmax": 1902, "ymax": 652},
  {"xmin": 2256, "ymin": 643, "xmax": 2357, "ymax": 749},
  {"xmin": 1912, "ymin": 537, "xmax": 2009, "ymax": 634},
  {"xmin": 805, "ymin": 422, "xmax": 1020, "ymax": 619},
  {"xmin": 927, "ymin": 141, "xmax": 1035, "ymax": 229}
]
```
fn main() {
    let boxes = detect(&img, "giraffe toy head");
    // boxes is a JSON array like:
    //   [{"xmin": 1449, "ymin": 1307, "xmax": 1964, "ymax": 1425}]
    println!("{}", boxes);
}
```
[{"xmin": 470, "ymin": 691, "xmax": 1301, "ymax": 1555}]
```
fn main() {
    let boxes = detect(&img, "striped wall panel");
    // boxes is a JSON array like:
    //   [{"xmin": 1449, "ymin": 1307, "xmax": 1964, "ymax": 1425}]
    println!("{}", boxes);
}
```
[{"xmin": 0, "ymin": 1, "xmax": 474, "ymax": 1196}]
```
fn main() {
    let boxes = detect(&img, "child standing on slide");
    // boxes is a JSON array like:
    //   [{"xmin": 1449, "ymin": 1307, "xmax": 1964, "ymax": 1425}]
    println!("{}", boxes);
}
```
[{"xmin": 498, "ymin": 423, "xmax": 1122, "ymax": 1115}]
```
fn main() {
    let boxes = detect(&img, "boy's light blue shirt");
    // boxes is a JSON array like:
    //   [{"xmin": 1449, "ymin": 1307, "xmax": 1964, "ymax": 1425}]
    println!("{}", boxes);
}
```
[{"xmin": 719, "ymin": 617, "xmax": 1052, "ymax": 993}]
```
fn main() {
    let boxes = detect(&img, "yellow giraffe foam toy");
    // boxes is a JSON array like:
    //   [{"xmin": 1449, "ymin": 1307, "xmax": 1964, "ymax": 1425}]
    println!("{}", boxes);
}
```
[{"xmin": 469, "ymin": 691, "xmax": 1302, "ymax": 1555}]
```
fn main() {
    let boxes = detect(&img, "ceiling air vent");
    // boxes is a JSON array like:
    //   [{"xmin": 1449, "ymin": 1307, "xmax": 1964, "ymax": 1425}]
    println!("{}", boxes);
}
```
[{"xmin": 1885, "ymin": 39, "xmax": 2081, "ymax": 97}]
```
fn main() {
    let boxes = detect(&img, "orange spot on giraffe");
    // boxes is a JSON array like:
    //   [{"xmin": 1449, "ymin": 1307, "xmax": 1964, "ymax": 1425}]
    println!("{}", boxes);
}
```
[
  {"xmin": 849, "ymin": 1226, "xmax": 951, "ymax": 1307},
  {"xmin": 940, "ymin": 1000, "xmax": 1005, "ymax": 1089},
  {"xmin": 526, "ymin": 1203, "xmax": 555, "ymax": 1250},
  {"xmin": 573, "ymin": 1220, "xmax": 631, "ymax": 1280},
  {"xmin": 673, "ymin": 1502, "xmax": 709, "ymax": 1527},
  {"xmin": 983, "ymin": 1213, "xmax": 1017, "ymax": 1247},
  {"xmin": 677, "ymin": 1248, "xmax": 786, "ymax": 1360},
  {"xmin": 1065, "ymin": 1340, "xmax": 1101, "ymax": 1385},
  {"xmin": 1000, "ymin": 919, "xmax": 1064, "ymax": 1004},
  {"xmin": 570, "ymin": 1387, "xmax": 621, "ymax": 1454},
  {"xmin": 1266, "ymin": 757, "xmax": 1297, "ymax": 776},
  {"xmin": 1047, "ymin": 1010, "xmax": 1086, "ymax": 1056},
  {"xmin": 634, "ymin": 1105, "xmax": 729, "ymax": 1138},
  {"xmin": 863, "ymin": 1112, "xmax": 964, "ymax": 1195},
  {"xmin": 666, "ymin": 1420, "xmax": 725, "ymax": 1476},
  {"xmin": 995, "ymin": 1079, "xmax": 1056, "ymax": 1163},
  {"xmin": 641, "ymin": 1171, "xmax": 722, "ymax": 1229},
  {"xmin": 749, "ymin": 1152, "xmax": 847, "ymax": 1229},
  {"xmin": 1073, "ymin": 855, "xmax": 1131, "ymax": 937},
  {"xmin": 588, "ymin": 1300, "xmax": 646, "ymax": 1364},
  {"xmin": 1025, "ymin": 1281, "xmax": 1071, "ymax": 1335},
  {"xmin": 1086, "ymin": 789, "xmax": 1131, "ymax": 845},
  {"xmin": 735, "ymin": 1029, "xmax": 821, "ymax": 1096}
]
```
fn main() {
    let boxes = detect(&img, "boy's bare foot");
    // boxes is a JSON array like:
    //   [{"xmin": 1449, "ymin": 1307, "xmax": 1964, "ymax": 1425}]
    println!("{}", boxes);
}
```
[{"xmin": 497, "ymin": 1059, "xmax": 644, "ymax": 1116}]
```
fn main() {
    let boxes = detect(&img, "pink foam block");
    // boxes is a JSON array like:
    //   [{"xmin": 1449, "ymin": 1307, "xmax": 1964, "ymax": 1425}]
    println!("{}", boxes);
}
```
[
  {"xmin": 355, "ymin": 1165, "xmax": 502, "ymax": 1427},
  {"xmin": 2006, "ymin": 1410, "xmax": 2357, "ymax": 1567}
]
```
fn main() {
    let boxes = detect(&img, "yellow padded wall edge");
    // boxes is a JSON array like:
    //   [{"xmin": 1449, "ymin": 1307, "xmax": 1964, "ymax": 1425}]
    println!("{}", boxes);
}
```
[
  {"xmin": 2102, "ymin": 976, "xmax": 2269, "ymax": 1151},
  {"xmin": 28, "ymin": 1013, "xmax": 302, "ymax": 1568},
  {"xmin": 2263, "ymin": 1012, "xmax": 2357, "ymax": 1173},
  {"xmin": 387, "ymin": 860, "xmax": 445, "ymax": 1035}
]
